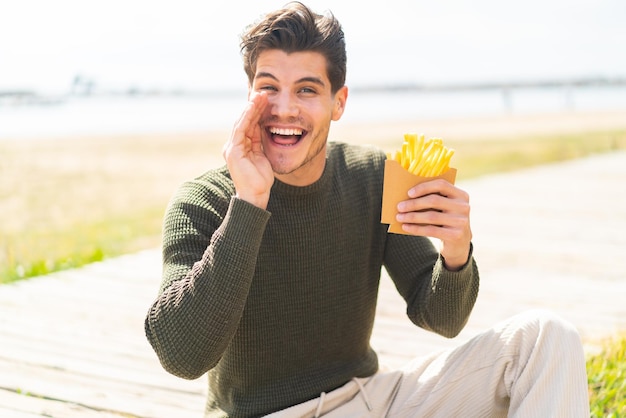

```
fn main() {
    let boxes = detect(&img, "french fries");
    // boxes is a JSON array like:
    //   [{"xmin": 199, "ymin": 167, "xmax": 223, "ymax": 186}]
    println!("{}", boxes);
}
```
[{"xmin": 386, "ymin": 133, "xmax": 455, "ymax": 177}]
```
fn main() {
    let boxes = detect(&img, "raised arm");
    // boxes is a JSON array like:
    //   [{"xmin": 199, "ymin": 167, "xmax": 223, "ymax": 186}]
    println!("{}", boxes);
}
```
[{"xmin": 144, "ymin": 92, "xmax": 275, "ymax": 379}]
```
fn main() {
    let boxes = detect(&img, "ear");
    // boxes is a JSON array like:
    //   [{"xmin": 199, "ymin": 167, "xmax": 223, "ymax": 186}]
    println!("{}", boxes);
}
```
[{"xmin": 331, "ymin": 86, "xmax": 348, "ymax": 121}]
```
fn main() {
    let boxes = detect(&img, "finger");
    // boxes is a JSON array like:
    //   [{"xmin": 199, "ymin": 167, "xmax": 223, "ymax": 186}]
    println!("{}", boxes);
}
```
[
  {"xmin": 249, "ymin": 121, "xmax": 264, "ymax": 154},
  {"xmin": 400, "ymin": 222, "xmax": 467, "ymax": 243},
  {"xmin": 398, "ymin": 193, "xmax": 470, "ymax": 217},
  {"xmin": 408, "ymin": 178, "xmax": 461, "ymax": 199},
  {"xmin": 396, "ymin": 209, "xmax": 466, "ymax": 229},
  {"xmin": 401, "ymin": 186, "xmax": 469, "ymax": 215},
  {"xmin": 244, "ymin": 92, "xmax": 268, "ymax": 140},
  {"xmin": 397, "ymin": 193, "xmax": 443, "ymax": 214},
  {"xmin": 232, "ymin": 92, "xmax": 268, "ymax": 145},
  {"xmin": 400, "ymin": 222, "xmax": 445, "ymax": 239}
]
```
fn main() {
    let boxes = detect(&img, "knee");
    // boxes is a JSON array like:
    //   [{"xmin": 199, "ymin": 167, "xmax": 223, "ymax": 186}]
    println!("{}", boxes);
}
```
[
  {"xmin": 521, "ymin": 309, "xmax": 578, "ymax": 334},
  {"xmin": 505, "ymin": 309, "xmax": 583, "ymax": 354}
]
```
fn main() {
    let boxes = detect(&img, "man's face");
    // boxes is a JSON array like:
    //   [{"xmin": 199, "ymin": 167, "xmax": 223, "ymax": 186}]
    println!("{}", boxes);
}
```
[{"xmin": 250, "ymin": 49, "xmax": 347, "ymax": 186}]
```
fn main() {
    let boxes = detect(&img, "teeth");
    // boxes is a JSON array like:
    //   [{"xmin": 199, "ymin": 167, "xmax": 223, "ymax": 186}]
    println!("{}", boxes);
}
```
[{"xmin": 270, "ymin": 127, "xmax": 303, "ymax": 136}]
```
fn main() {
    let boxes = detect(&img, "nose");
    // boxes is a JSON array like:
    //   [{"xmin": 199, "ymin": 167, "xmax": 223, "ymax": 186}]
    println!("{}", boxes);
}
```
[{"xmin": 268, "ymin": 91, "xmax": 299, "ymax": 118}]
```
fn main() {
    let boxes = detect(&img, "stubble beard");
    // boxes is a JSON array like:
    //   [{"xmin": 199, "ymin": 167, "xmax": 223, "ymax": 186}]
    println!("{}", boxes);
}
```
[{"xmin": 271, "ymin": 137, "xmax": 327, "ymax": 176}]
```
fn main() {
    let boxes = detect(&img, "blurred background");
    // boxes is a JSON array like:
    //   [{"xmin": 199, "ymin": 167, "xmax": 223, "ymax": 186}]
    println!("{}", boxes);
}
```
[{"xmin": 2, "ymin": 0, "xmax": 625, "ymax": 138}]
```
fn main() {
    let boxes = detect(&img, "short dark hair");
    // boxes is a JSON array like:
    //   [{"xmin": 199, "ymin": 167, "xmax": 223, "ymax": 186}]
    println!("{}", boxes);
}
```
[{"xmin": 240, "ymin": 2, "xmax": 347, "ymax": 93}]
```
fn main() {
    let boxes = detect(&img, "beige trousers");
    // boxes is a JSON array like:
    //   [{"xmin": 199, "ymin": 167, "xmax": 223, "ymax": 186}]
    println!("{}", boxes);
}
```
[{"xmin": 266, "ymin": 309, "xmax": 590, "ymax": 418}]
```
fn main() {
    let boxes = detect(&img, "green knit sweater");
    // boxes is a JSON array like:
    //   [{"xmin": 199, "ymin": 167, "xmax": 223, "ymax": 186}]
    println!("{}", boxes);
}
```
[{"xmin": 145, "ymin": 142, "xmax": 479, "ymax": 417}]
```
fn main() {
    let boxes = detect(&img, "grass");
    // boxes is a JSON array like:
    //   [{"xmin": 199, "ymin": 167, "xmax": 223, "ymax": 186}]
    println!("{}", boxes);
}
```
[
  {"xmin": 587, "ymin": 335, "xmax": 626, "ymax": 417},
  {"xmin": 0, "ymin": 132, "xmax": 222, "ymax": 283},
  {"xmin": 1, "ymin": 207, "xmax": 164, "ymax": 283},
  {"xmin": 446, "ymin": 129, "xmax": 626, "ymax": 180}
]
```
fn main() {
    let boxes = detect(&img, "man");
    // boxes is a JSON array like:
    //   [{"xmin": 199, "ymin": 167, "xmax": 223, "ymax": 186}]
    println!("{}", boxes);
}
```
[{"xmin": 145, "ymin": 2, "xmax": 589, "ymax": 417}]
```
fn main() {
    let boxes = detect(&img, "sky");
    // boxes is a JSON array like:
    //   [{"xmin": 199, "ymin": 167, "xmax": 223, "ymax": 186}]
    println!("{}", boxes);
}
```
[{"xmin": 2, "ymin": 0, "xmax": 625, "ymax": 95}]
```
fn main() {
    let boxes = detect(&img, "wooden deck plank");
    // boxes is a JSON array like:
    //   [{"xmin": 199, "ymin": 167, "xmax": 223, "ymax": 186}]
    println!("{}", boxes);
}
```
[
  {"xmin": 0, "ymin": 389, "xmax": 128, "ymax": 418},
  {"xmin": 0, "ymin": 359, "xmax": 205, "ymax": 417}
]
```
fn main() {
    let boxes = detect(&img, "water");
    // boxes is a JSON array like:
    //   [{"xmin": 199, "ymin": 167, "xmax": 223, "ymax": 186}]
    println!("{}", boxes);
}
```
[
  {"xmin": 0, "ymin": 94, "xmax": 248, "ymax": 139},
  {"xmin": 1, "ymin": 86, "xmax": 625, "ymax": 140}
]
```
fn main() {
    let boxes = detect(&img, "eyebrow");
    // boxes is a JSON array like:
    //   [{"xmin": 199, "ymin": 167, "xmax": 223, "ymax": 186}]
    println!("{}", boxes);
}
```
[{"xmin": 255, "ymin": 72, "xmax": 326, "ymax": 88}]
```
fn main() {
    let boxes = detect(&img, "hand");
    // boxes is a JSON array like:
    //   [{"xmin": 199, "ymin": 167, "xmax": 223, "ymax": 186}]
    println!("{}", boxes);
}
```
[
  {"xmin": 222, "ymin": 92, "xmax": 274, "ymax": 209},
  {"xmin": 396, "ymin": 179, "xmax": 472, "ymax": 270}
]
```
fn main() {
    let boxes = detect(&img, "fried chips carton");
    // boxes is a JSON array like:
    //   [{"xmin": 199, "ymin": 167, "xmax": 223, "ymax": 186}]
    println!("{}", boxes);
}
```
[{"xmin": 381, "ymin": 133, "xmax": 457, "ymax": 235}]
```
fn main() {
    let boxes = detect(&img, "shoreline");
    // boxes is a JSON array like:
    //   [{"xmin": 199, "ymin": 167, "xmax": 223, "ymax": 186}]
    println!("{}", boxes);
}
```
[
  {"xmin": 2, "ymin": 109, "xmax": 626, "ymax": 145},
  {"xmin": 331, "ymin": 109, "xmax": 626, "ymax": 146}
]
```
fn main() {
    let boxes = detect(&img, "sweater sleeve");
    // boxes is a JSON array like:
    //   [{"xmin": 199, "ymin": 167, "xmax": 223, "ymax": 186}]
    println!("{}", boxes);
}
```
[
  {"xmin": 383, "ymin": 234, "xmax": 479, "ymax": 338},
  {"xmin": 144, "ymin": 187, "xmax": 270, "ymax": 380}
]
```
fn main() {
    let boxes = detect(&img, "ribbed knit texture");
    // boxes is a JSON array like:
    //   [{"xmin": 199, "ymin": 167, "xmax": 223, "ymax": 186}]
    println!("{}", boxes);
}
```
[{"xmin": 144, "ymin": 142, "xmax": 479, "ymax": 417}]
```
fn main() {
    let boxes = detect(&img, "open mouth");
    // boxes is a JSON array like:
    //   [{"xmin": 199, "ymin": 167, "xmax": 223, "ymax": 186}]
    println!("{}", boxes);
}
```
[{"xmin": 268, "ymin": 127, "xmax": 305, "ymax": 146}]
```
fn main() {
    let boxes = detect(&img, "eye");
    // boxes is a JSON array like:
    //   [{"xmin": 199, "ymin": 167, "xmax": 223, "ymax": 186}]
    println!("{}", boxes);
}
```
[
  {"xmin": 298, "ymin": 86, "xmax": 317, "ymax": 95},
  {"xmin": 259, "ymin": 85, "xmax": 277, "ymax": 92}
]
